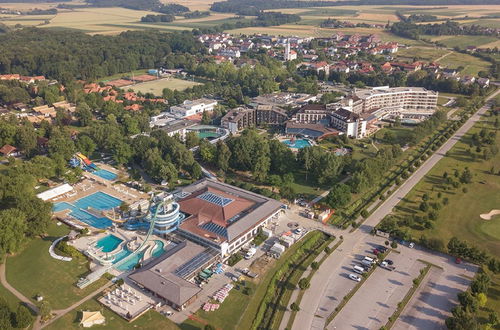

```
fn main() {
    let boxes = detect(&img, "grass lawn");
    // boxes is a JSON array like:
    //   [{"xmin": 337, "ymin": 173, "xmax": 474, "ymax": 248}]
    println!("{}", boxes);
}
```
[
  {"xmin": 6, "ymin": 222, "xmax": 109, "ymax": 310},
  {"xmin": 45, "ymin": 297, "xmax": 179, "ymax": 330},
  {"xmin": 0, "ymin": 273, "xmax": 23, "ymax": 310},
  {"xmin": 390, "ymin": 113, "xmax": 500, "ymax": 255},
  {"xmin": 131, "ymin": 77, "xmax": 201, "ymax": 95},
  {"xmin": 180, "ymin": 281, "xmax": 257, "ymax": 330},
  {"xmin": 477, "ymin": 269, "xmax": 500, "ymax": 329},
  {"xmin": 436, "ymin": 51, "xmax": 491, "ymax": 76},
  {"xmin": 396, "ymin": 47, "xmax": 450, "ymax": 63}
]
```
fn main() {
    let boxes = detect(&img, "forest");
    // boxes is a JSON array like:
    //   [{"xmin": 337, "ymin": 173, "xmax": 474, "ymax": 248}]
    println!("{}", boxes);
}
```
[{"xmin": 0, "ymin": 28, "xmax": 204, "ymax": 82}]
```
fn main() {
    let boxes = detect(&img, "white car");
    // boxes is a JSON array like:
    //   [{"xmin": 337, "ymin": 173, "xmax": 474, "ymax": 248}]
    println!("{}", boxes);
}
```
[{"xmin": 349, "ymin": 273, "xmax": 361, "ymax": 282}]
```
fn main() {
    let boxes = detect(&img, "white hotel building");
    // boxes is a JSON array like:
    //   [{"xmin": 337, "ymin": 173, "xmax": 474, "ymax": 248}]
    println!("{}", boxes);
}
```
[
  {"xmin": 345, "ymin": 86, "xmax": 438, "ymax": 119},
  {"xmin": 170, "ymin": 98, "xmax": 218, "ymax": 118}
]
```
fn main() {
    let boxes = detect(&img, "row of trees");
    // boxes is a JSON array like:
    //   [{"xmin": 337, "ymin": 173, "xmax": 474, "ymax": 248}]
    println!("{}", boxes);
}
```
[
  {"xmin": 446, "ymin": 272, "xmax": 498, "ymax": 330},
  {"xmin": 391, "ymin": 20, "xmax": 500, "ymax": 40},
  {"xmin": 140, "ymin": 14, "xmax": 175, "ymax": 23}
]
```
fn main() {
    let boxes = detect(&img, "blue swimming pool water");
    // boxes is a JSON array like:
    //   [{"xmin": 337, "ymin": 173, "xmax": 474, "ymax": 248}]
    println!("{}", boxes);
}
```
[
  {"xmin": 283, "ymin": 139, "xmax": 312, "ymax": 149},
  {"xmin": 93, "ymin": 169, "xmax": 118, "ymax": 181},
  {"xmin": 52, "ymin": 192, "xmax": 122, "ymax": 229},
  {"xmin": 74, "ymin": 192, "xmax": 122, "ymax": 211},
  {"xmin": 96, "ymin": 235, "xmax": 123, "ymax": 253},
  {"xmin": 114, "ymin": 240, "xmax": 165, "ymax": 271}
]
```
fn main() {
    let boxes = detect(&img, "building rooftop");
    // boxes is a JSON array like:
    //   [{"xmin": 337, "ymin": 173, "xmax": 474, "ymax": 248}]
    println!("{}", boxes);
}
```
[
  {"xmin": 176, "ymin": 179, "xmax": 283, "ymax": 243},
  {"xmin": 353, "ymin": 86, "xmax": 438, "ymax": 99},
  {"xmin": 128, "ymin": 240, "xmax": 205, "ymax": 307}
]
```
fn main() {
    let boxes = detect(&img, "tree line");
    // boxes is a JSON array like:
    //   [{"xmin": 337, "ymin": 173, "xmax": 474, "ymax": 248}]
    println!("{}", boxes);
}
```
[
  {"xmin": 140, "ymin": 14, "xmax": 175, "ymax": 23},
  {"xmin": 391, "ymin": 20, "xmax": 499, "ymax": 40},
  {"xmin": 210, "ymin": 0, "xmax": 499, "ymax": 16},
  {"xmin": 86, "ymin": 0, "xmax": 189, "ymax": 15}
]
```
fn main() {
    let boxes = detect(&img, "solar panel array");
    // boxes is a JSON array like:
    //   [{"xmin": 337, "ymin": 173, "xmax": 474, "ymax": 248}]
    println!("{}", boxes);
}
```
[
  {"xmin": 174, "ymin": 250, "xmax": 218, "ymax": 279},
  {"xmin": 200, "ymin": 222, "xmax": 228, "ymax": 238},
  {"xmin": 198, "ymin": 192, "xmax": 234, "ymax": 207}
]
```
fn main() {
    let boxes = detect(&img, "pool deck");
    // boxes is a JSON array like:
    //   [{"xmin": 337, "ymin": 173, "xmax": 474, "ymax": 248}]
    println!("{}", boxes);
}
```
[{"xmin": 51, "ymin": 176, "xmax": 148, "ymax": 230}]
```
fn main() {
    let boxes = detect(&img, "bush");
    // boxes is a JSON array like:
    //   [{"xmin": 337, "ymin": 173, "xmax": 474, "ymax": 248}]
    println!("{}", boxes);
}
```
[
  {"xmin": 298, "ymin": 278, "xmax": 310, "ymax": 290},
  {"xmin": 311, "ymin": 261, "xmax": 319, "ymax": 270},
  {"xmin": 360, "ymin": 209, "xmax": 369, "ymax": 218},
  {"xmin": 290, "ymin": 302, "xmax": 300, "ymax": 311},
  {"xmin": 391, "ymin": 241, "xmax": 398, "ymax": 249},
  {"xmin": 227, "ymin": 253, "xmax": 243, "ymax": 266},
  {"xmin": 15, "ymin": 305, "xmax": 32, "ymax": 328},
  {"xmin": 243, "ymin": 287, "xmax": 253, "ymax": 296}
]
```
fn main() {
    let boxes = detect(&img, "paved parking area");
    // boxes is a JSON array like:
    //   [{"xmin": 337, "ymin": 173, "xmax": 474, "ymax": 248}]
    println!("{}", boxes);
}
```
[
  {"xmin": 328, "ymin": 249, "xmax": 425, "ymax": 330},
  {"xmin": 393, "ymin": 253, "xmax": 474, "ymax": 330}
]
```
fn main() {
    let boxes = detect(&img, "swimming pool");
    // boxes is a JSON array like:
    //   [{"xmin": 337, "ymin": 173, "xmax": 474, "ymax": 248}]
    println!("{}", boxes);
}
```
[
  {"xmin": 52, "ymin": 192, "xmax": 122, "ymax": 229},
  {"xmin": 114, "ymin": 240, "xmax": 166, "ymax": 271},
  {"xmin": 283, "ymin": 139, "xmax": 313, "ymax": 149},
  {"xmin": 93, "ymin": 169, "xmax": 118, "ymax": 181},
  {"xmin": 96, "ymin": 235, "xmax": 123, "ymax": 253},
  {"xmin": 74, "ymin": 192, "xmax": 122, "ymax": 211}
]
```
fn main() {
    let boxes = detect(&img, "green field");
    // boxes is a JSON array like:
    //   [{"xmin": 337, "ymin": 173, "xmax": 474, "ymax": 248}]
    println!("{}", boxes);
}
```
[
  {"xmin": 46, "ymin": 298, "xmax": 179, "ymax": 330},
  {"xmin": 437, "ymin": 52, "xmax": 491, "ymax": 76},
  {"xmin": 5, "ymin": 222, "xmax": 109, "ymax": 310},
  {"xmin": 425, "ymin": 35, "xmax": 500, "ymax": 49},
  {"xmin": 389, "ymin": 112, "xmax": 500, "ymax": 255},
  {"xmin": 131, "ymin": 77, "xmax": 201, "ymax": 95},
  {"xmin": 181, "ymin": 281, "xmax": 257, "ymax": 330}
]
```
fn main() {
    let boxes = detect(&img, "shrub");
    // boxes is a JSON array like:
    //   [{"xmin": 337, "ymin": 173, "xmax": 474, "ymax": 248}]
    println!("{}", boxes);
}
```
[
  {"xmin": 227, "ymin": 253, "xmax": 242, "ymax": 266},
  {"xmin": 391, "ymin": 241, "xmax": 398, "ymax": 249},
  {"xmin": 311, "ymin": 261, "xmax": 319, "ymax": 270},
  {"xmin": 290, "ymin": 302, "xmax": 300, "ymax": 311},
  {"xmin": 298, "ymin": 278, "xmax": 310, "ymax": 290},
  {"xmin": 360, "ymin": 209, "xmax": 369, "ymax": 218}
]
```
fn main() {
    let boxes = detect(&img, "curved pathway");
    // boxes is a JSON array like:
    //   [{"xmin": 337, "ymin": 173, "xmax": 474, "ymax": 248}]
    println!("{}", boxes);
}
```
[
  {"xmin": 0, "ymin": 261, "xmax": 41, "ymax": 329},
  {"xmin": 293, "ymin": 89, "xmax": 500, "ymax": 330}
]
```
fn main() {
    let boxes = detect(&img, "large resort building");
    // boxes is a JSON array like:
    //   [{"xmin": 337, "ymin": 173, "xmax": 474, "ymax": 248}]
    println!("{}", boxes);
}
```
[
  {"xmin": 225, "ymin": 87, "xmax": 438, "ymax": 139},
  {"xmin": 174, "ymin": 179, "xmax": 284, "ymax": 258},
  {"xmin": 345, "ymin": 86, "xmax": 438, "ymax": 118}
]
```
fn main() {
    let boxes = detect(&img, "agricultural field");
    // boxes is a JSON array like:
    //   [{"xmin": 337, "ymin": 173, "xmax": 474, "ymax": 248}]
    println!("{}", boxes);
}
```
[
  {"xmin": 131, "ymin": 77, "xmax": 202, "ymax": 95},
  {"xmin": 390, "ymin": 111, "xmax": 500, "ymax": 256},
  {"xmin": 424, "ymin": 35, "xmax": 500, "ymax": 49}
]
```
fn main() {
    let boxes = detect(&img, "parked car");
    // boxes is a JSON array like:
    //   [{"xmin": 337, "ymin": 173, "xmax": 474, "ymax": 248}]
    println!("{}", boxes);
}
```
[
  {"xmin": 455, "ymin": 257, "xmax": 462, "ymax": 264},
  {"xmin": 373, "ymin": 249, "xmax": 380, "ymax": 255},
  {"xmin": 349, "ymin": 273, "xmax": 362, "ymax": 282},
  {"xmin": 377, "ymin": 245, "xmax": 388, "ymax": 253},
  {"xmin": 385, "ymin": 259, "xmax": 394, "ymax": 265},
  {"xmin": 409, "ymin": 242, "xmax": 415, "ymax": 248},
  {"xmin": 294, "ymin": 228, "xmax": 303, "ymax": 235}
]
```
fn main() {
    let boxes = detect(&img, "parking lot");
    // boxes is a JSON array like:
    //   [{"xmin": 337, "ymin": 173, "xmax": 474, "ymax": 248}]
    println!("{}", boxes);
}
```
[
  {"xmin": 293, "ymin": 231, "xmax": 477, "ymax": 330},
  {"xmin": 328, "ymin": 247, "xmax": 425, "ymax": 329}
]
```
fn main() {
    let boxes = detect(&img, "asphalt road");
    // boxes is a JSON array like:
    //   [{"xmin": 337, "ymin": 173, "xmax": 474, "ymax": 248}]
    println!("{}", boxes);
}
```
[{"xmin": 293, "ymin": 89, "xmax": 499, "ymax": 330}]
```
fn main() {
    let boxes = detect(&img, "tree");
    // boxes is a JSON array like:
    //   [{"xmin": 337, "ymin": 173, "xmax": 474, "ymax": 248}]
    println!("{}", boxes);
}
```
[
  {"xmin": 0, "ymin": 302, "xmax": 11, "ymax": 330},
  {"xmin": 0, "ymin": 209, "xmax": 27, "ymax": 255},
  {"xmin": 311, "ymin": 261, "xmax": 319, "ymax": 270},
  {"xmin": 75, "ymin": 135, "xmax": 96, "ymax": 156},
  {"xmin": 185, "ymin": 131, "xmax": 200, "ymax": 149},
  {"xmin": 75, "ymin": 103, "xmax": 92, "ymax": 126},
  {"xmin": 324, "ymin": 183, "xmax": 351, "ymax": 209},
  {"xmin": 489, "ymin": 311, "xmax": 499, "ymax": 326},
  {"xmin": 298, "ymin": 278, "xmax": 310, "ymax": 290},
  {"xmin": 290, "ymin": 302, "xmax": 300, "ymax": 311},
  {"xmin": 460, "ymin": 167, "xmax": 472, "ymax": 184},
  {"xmin": 15, "ymin": 305, "xmax": 32, "ymax": 328},
  {"xmin": 216, "ymin": 141, "xmax": 231, "ymax": 173},
  {"xmin": 477, "ymin": 293, "xmax": 487, "ymax": 308},
  {"xmin": 201, "ymin": 110, "xmax": 211, "ymax": 125}
]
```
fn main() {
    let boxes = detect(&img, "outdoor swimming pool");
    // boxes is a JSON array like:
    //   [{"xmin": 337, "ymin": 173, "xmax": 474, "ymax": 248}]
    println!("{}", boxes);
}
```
[
  {"xmin": 283, "ymin": 139, "xmax": 313, "ymax": 149},
  {"xmin": 114, "ymin": 240, "xmax": 166, "ymax": 271},
  {"xmin": 96, "ymin": 235, "xmax": 123, "ymax": 253},
  {"xmin": 93, "ymin": 169, "xmax": 118, "ymax": 181},
  {"xmin": 52, "ymin": 192, "xmax": 122, "ymax": 229},
  {"xmin": 74, "ymin": 191, "xmax": 122, "ymax": 211}
]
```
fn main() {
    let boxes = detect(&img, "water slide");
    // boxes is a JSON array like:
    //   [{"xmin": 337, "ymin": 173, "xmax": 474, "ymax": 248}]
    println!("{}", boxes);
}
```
[
  {"xmin": 76, "ymin": 152, "xmax": 99, "ymax": 171},
  {"xmin": 77, "ymin": 197, "xmax": 159, "ymax": 289}
]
